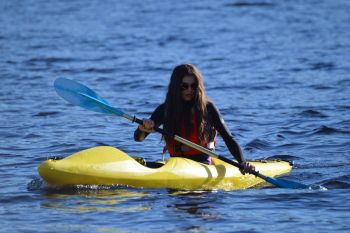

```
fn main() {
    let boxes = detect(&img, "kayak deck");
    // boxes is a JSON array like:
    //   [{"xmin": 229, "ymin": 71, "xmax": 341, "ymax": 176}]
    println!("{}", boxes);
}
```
[{"xmin": 38, "ymin": 146, "xmax": 293, "ymax": 190}]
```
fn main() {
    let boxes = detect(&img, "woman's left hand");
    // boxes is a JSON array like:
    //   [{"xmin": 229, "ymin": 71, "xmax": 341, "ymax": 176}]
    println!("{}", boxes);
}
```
[{"xmin": 239, "ymin": 161, "xmax": 256, "ymax": 175}]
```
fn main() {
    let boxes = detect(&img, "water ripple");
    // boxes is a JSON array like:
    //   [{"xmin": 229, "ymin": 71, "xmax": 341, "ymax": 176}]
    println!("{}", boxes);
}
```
[
  {"xmin": 34, "ymin": 111, "xmax": 61, "ymax": 117},
  {"xmin": 311, "ymin": 125, "xmax": 341, "ymax": 135},
  {"xmin": 299, "ymin": 109, "xmax": 328, "ymax": 118},
  {"xmin": 245, "ymin": 139, "xmax": 272, "ymax": 151},
  {"xmin": 224, "ymin": 2, "xmax": 276, "ymax": 8},
  {"xmin": 321, "ymin": 175, "xmax": 350, "ymax": 189},
  {"xmin": 309, "ymin": 62, "xmax": 336, "ymax": 71}
]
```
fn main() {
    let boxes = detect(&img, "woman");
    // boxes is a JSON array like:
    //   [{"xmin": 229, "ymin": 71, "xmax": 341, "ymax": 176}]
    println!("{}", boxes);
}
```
[{"xmin": 134, "ymin": 64, "xmax": 255, "ymax": 174}]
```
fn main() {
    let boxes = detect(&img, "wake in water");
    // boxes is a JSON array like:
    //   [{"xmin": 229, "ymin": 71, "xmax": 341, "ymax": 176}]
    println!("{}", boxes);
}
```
[
  {"xmin": 27, "ymin": 175, "xmax": 328, "ymax": 194},
  {"xmin": 27, "ymin": 176, "xmax": 132, "ymax": 194}
]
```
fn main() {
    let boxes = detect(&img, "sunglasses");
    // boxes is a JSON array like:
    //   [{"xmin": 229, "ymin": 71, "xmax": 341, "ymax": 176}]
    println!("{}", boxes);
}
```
[{"xmin": 181, "ymin": 82, "xmax": 197, "ymax": 90}]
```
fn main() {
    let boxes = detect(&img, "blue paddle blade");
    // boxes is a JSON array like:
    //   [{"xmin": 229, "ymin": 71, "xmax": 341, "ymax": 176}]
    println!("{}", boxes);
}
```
[
  {"xmin": 264, "ymin": 176, "xmax": 310, "ymax": 189},
  {"xmin": 54, "ymin": 78, "xmax": 124, "ymax": 116}
]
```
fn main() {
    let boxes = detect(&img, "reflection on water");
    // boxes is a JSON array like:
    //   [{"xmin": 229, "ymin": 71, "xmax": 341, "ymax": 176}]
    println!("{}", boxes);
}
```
[
  {"xmin": 40, "ymin": 186, "xmax": 150, "ymax": 213},
  {"xmin": 44, "ymin": 224, "xmax": 131, "ymax": 233},
  {"xmin": 38, "ymin": 185, "xmax": 223, "ymax": 221},
  {"xmin": 172, "ymin": 201, "xmax": 219, "ymax": 220},
  {"xmin": 33, "ymin": 185, "xmax": 225, "ymax": 233},
  {"xmin": 167, "ymin": 190, "xmax": 222, "ymax": 222}
]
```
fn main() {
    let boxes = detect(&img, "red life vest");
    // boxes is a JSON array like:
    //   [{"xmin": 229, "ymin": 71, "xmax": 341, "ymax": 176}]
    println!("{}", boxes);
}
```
[{"xmin": 165, "ymin": 112, "xmax": 216, "ymax": 157}]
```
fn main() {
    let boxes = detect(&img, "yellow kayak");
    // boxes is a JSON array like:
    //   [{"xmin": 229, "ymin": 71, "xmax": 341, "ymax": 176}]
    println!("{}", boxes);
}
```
[{"xmin": 38, "ymin": 146, "xmax": 292, "ymax": 190}]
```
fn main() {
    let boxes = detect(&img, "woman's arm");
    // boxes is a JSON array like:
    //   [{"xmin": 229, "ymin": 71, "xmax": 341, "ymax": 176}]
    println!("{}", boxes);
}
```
[
  {"xmin": 134, "ymin": 103, "xmax": 165, "ymax": 141},
  {"xmin": 208, "ymin": 102, "xmax": 245, "ymax": 163}
]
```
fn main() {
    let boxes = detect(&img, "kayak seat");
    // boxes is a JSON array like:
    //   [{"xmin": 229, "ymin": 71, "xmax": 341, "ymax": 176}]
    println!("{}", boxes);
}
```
[
  {"xmin": 131, "ymin": 156, "xmax": 147, "ymax": 166},
  {"xmin": 132, "ymin": 155, "xmax": 164, "ymax": 168},
  {"xmin": 146, "ymin": 161, "xmax": 165, "ymax": 169}
]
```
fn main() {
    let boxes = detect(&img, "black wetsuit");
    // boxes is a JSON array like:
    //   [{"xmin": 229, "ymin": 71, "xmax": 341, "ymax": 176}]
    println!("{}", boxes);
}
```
[{"xmin": 134, "ymin": 101, "xmax": 245, "ymax": 164}]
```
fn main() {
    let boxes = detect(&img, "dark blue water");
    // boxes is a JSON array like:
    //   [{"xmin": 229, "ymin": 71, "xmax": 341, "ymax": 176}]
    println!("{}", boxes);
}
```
[{"xmin": 1, "ymin": 0, "xmax": 350, "ymax": 232}]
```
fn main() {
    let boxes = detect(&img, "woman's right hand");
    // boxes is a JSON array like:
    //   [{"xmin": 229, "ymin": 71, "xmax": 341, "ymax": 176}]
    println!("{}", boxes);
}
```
[
  {"xmin": 138, "ymin": 119, "xmax": 155, "ymax": 133},
  {"xmin": 239, "ymin": 161, "xmax": 256, "ymax": 175}
]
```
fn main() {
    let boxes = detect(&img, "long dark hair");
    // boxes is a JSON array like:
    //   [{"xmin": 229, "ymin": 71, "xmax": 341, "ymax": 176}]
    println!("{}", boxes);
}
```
[{"xmin": 163, "ymin": 64, "xmax": 210, "ymax": 143}]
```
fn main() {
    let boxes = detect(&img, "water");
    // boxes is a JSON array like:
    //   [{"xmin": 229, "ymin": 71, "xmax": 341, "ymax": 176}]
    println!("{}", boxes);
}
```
[{"xmin": 1, "ymin": 0, "xmax": 349, "ymax": 232}]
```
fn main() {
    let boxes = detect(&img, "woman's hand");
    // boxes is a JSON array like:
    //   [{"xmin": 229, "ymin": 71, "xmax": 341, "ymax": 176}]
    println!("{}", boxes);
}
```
[
  {"xmin": 239, "ymin": 161, "xmax": 256, "ymax": 175},
  {"xmin": 138, "ymin": 118, "xmax": 155, "ymax": 133}
]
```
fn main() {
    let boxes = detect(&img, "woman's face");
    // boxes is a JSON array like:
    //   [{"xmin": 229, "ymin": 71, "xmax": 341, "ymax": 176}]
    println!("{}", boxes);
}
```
[{"xmin": 181, "ymin": 75, "xmax": 197, "ymax": 101}]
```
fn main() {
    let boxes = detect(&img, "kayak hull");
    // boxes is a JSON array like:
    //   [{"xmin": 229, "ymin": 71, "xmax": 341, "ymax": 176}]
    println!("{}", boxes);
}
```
[{"xmin": 38, "ymin": 146, "xmax": 293, "ymax": 190}]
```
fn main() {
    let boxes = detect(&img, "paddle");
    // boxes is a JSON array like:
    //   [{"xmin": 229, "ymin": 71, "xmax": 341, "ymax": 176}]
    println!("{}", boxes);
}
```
[{"xmin": 54, "ymin": 77, "xmax": 310, "ymax": 189}]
